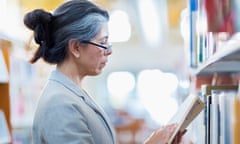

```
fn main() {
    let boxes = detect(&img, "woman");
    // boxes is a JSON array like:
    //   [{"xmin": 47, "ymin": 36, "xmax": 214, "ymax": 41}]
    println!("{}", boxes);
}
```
[{"xmin": 23, "ymin": 0, "xmax": 185, "ymax": 143}]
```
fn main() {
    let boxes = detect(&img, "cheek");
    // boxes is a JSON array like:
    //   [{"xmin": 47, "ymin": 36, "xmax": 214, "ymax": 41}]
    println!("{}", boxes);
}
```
[
  {"xmin": 86, "ymin": 51, "xmax": 103, "ymax": 66},
  {"xmin": 86, "ymin": 54, "xmax": 104, "ymax": 75},
  {"xmin": 79, "ymin": 47, "xmax": 105, "ymax": 69}
]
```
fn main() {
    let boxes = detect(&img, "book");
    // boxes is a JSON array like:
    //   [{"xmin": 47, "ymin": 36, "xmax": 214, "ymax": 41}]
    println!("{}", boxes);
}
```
[
  {"xmin": 210, "ymin": 89, "xmax": 238, "ymax": 144},
  {"xmin": 210, "ymin": 90, "xmax": 220, "ymax": 144},
  {"xmin": 201, "ymin": 85, "xmax": 238, "ymax": 144},
  {"xmin": 189, "ymin": 0, "xmax": 198, "ymax": 68},
  {"xmin": 167, "ymin": 94, "xmax": 204, "ymax": 144},
  {"xmin": 218, "ymin": 90, "xmax": 237, "ymax": 144},
  {"xmin": 206, "ymin": 94, "xmax": 211, "ymax": 144},
  {"xmin": 233, "ymin": 95, "xmax": 240, "ymax": 144}
]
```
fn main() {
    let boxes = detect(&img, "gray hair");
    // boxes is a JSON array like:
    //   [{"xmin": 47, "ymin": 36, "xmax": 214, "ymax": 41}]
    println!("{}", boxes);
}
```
[
  {"xmin": 23, "ymin": 0, "xmax": 109, "ymax": 64},
  {"xmin": 53, "ymin": 13, "xmax": 108, "ymax": 52}
]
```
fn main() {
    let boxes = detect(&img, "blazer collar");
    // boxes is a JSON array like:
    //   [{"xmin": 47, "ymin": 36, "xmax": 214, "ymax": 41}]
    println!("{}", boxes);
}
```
[{"xmin": 48, "ymin": 70, "xmax": 103, "ymax": 113}]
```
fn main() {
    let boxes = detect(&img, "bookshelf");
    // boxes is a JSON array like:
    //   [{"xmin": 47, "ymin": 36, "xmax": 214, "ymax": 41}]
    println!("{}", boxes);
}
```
[
  {"xmin": 0, "ymin": 48, "xmax": 9, "ymax": 83},
  {"xmin": 185, "ymin": 0, "xmax": 240, "ymax": 143},
  {"xmin": 191, "ymin": 39, "xmax": 240, "ymax": 76},
  {"xmin": 0, "ymin": 39, "xmax": 12, "ymax": 143},
  {"xmin": 187, "ymin": 37, "xmax": 240, "ymax": 144},
  {"xmin": 190, "ymin": 40, "xmax": 240, "ymax": 76}
]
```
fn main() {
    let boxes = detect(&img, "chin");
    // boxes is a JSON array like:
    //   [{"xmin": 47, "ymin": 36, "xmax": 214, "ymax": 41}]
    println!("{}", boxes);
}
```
[{"xmin": 89, "ymin": 70, "xmax": 102, "ymax": 76}]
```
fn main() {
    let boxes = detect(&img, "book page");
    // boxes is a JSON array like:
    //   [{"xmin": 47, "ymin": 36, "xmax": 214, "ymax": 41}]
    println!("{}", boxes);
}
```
[{"xmin": 167, "ymin": 94, "xmax": 204, "ymax": 144}]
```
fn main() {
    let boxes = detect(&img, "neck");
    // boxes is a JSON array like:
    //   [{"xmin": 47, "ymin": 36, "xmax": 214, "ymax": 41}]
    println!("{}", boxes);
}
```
[{"xmin": 57, "ymin": 61, "xmax": 84, "ymax": 88}]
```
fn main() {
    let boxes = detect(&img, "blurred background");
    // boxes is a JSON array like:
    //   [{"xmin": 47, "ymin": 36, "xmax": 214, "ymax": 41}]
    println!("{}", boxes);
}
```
[{"xmin": 0, "ymin": 0, "xmax": 194, "ymax": 143}]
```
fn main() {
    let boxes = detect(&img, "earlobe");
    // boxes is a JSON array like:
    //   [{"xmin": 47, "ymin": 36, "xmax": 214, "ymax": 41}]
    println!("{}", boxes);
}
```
[
  {"xmin": 68, "ymin": 39, "xmax": 80, "ymax": 58},
  {"xmin": 75, "ymin": 54, "xmax": 80, "ymax": 58}
]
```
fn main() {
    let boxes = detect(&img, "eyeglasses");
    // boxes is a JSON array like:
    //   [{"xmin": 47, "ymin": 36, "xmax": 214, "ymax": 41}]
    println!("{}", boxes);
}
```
[{"xmin": 81, "ymin": 40, "xmax": 112, "ymax": 51}]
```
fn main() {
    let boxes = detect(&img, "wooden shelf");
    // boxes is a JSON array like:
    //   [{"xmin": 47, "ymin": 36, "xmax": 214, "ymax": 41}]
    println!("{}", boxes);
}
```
[
  {"xmin": 0, "ymin": 49, "xmax": 9, "ymax": 83},
  {"xmin": 190, "ymin": 38, "xmax": 240, "ymax": 76},
  {"xmin": 0, "ymin": 39, "xmax": 12, "ymax": 143}
]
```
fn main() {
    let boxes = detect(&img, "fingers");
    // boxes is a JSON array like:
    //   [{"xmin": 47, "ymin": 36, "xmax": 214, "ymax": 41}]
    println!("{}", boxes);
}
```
[
  {"xmin": 173, "ymin": 129, "xmax": 187, "ymax": 144},
  {"xmin": 155, "ymin": 124, "xmax": 177, "ymax": 142},
  {"xmin": 144, "ymin": 124, "xmax": 178, "ymax": 144}
]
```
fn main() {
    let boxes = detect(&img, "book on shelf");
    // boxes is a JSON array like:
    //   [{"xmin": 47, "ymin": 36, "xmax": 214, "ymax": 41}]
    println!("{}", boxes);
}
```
[
  {"xmin": 233, "ymin": 83, "xmax": 240, "ymax": 144},
  {"xmin": 234, "ymin": 94, "xmax": 240, "ymax": 144},
  {"xmin": 167, "ymin": 94, "xmax": 204, "ymax": 144},
  {"xmin": 210, "ymin": 89, "xmax": 238, "ymax": 144},
  {"xmin": 210, "ymin": 89, "xmax": 221, "ymax": 144},
  {"xmin": 218, "ymin": 90, "xmax": 237, "ymax": 144},
  {"xmin": 189, "ymin": 0, "xmax": 198, "ymax": 68},
  {"xmin": 206, "ymin": 94, "xmax": 211, "ymax": 144},
  {"xmin": 201, "ymin": 84, "xmax": 238, "ymax": 144}
]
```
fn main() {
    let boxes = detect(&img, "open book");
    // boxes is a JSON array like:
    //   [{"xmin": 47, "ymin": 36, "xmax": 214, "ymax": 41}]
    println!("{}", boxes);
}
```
[{"xmin": 167, "ymin": 94, "xmax": 204, "ymax": 144}]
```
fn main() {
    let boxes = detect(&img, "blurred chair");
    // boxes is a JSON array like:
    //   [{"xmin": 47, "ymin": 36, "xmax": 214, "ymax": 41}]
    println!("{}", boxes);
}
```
[{"xmin": 114, "ymin": 110, "xmax": 146, "ymax": 144}]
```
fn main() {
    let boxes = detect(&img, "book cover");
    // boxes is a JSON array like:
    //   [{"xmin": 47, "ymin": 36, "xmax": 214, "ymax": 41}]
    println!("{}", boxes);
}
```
[{"xmin": 167, "ymin": 94, "xmax": 204, "ymax": 144}]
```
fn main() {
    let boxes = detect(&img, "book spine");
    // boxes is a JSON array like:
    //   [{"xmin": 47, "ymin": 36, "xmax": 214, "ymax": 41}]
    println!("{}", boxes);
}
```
[
  {"xmin": 219, "ymin": 90, "xmax": 237, "ymax": 144},
  {"xmin": 210, "ymin": 90, "xmax": 221, "ymax": 144},
  {"xmin": 233, "ymin": 83, "xmax": 240, "ymax": 144},
  {"xmin": 233, "ymin": 98, "xmax": 240, "ymax": 144},
  {"xmin": 206, "ymin": 94, "xmax": 211, "ymax": 144},
  {"xmin": 189, "ymin": 0, "xmax": 198, "ymax": 68}
]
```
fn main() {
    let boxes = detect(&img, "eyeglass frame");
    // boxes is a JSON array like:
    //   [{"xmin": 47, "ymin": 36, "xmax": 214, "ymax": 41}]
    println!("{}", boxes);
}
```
[{"xmin": 80, "ymin": 40, "xmax": 112, "ymax": 51}]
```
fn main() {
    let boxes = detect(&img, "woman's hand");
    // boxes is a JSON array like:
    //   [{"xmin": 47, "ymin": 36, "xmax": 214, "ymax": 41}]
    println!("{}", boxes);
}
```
[
  {"xmin": 144, "ymin": 123, "xmax": 177, "ymax": 144},
  {"xmin": 144, "ymin": 123, "xmax": 187, "ymax": 144},
  {"xmin": 172, "ymin": 129, "xmax": 187, "ymax": 144}
]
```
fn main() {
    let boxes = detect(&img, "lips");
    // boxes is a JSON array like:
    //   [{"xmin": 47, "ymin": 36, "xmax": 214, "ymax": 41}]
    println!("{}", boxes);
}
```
[
  {"xmin": 100, "ymin": 59, "xmax": 108, "ymax": 68},
  {"xmin": 102, "ymin": 59, "xmax": 108, "ymax": 65},
  {"xmin": 100, "ymin": 61, "xmax": 107, "ymax": 68},
  {"xmin": 101, "ymin": 62, "xmax": 106, "ymax": 67}
]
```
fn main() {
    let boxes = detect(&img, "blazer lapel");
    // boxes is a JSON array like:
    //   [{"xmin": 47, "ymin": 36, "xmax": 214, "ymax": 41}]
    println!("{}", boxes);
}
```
[
  {"xmin": 81, "ymin": 91, "xmax": 116, "ymax": 143},
  {"xmin": 49, "ymin": 70, "xmax": 116, "ymax": 143}
]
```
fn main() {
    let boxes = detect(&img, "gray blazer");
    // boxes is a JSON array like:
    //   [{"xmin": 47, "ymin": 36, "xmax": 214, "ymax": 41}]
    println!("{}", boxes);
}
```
[{"xmin": 32, "ymin": 70, "xmax": 116, "ymax": 144}]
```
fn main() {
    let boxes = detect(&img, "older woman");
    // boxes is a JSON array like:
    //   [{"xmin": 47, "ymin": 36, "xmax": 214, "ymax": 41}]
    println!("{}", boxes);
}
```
[{"xmin": 23, "ymin": 0, "xmax": 184, "ymax": 143}]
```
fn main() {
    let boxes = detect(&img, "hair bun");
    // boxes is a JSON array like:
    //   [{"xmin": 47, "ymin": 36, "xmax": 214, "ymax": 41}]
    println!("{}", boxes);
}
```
[{"xmin": 24, "ymin": 9, "xmax": 52, "ymax": 30}]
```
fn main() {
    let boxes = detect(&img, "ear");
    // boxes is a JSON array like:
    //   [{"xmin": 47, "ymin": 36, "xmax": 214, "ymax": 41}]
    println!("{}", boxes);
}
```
[{"xmin": 68, "ymin": 39, "xmax": 81, "ymax": 58}]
